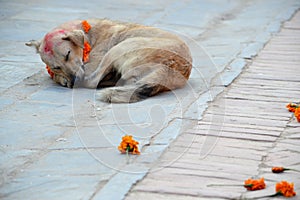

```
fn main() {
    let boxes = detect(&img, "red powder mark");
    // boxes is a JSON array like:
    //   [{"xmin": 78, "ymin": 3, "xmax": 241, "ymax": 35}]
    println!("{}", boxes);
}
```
[
  {"xmin": 43, "ymin": 41, "xmax": 53, "ymax": 54},
  {"xmin": 43, "ymin": 30, "xmax": 66, "ymax": 55}
]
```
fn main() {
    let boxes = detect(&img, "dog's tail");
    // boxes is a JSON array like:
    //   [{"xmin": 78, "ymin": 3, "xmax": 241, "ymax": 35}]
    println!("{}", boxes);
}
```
[{"xmin": 96, "ymin": 84, "xmax": 167, "ymax": 103}]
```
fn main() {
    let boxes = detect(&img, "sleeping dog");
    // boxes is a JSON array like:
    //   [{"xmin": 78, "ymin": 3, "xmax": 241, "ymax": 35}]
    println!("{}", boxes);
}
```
[{"xmin": 26, "ymin": 19, "xmax": 192, "ymax": 103}]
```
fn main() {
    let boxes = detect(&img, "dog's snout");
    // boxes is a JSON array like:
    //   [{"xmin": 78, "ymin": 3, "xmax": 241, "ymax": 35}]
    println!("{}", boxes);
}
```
[{"xmin": 70, "ymin": 75, "xmax": 76, "ymax": 88}]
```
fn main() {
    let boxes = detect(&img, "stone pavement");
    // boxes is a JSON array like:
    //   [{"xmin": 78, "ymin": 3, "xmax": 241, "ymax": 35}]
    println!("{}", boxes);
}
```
[
  {"xmin": 0, "ymin": 0, "xmax": 300, "ymax": 200},
  {"xmin": 126, "ymin": 11, "xmax": 300, "ymax": 200}
]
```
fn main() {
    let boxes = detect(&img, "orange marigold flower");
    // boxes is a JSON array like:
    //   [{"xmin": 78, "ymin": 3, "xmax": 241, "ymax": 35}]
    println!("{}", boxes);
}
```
[
  {"xmin": 286, "ymin": 103, "xmax": 298, "ymax": 113},
  {"xmin": 81, "ymin": 20, "xmax": 92, "ymax": 62},
  {"xmin": 81, "ymin": 20, "xmax": 91, "ymax": 33},
  {"xmin": 83, "ymin": 42, "xmax": 91, "ymax": 62},
  {"xmin": 272, "ymin": 166, "xmax": 285, "ymax": 173},
  {"xmin": 118, "ymin": 135, "xmax": 140, "ymax": 155},
  {"xmin": 295, "ymin": 107, "xmax": 300, "ymax": 123},
  {"xmin": 244, "ymin": 177, "xmax": 266, "ymax": 191},
  {"xmin": 46, "ymin": 65, "xmax": 54, "ymax": 79},
  {"xmin": 276, "ymin": 181, "xmax": 296, "ymax": 197}
]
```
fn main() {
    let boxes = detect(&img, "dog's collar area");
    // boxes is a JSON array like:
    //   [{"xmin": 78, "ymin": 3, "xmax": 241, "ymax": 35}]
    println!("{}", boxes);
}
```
[
  {"xmin": 82, "ymin": 20, "xmax": 92, "ymax": 63},
  {"xmin": 46, "ymin": 65, "xmax": 54, "ymax": 79},
  {"xmin": 46, "ymin": 20, "xmax": 92, "ymax": 79},
  {"xmin": 82, "ymin": 20, "xmax": 91, "ymax": 33}
]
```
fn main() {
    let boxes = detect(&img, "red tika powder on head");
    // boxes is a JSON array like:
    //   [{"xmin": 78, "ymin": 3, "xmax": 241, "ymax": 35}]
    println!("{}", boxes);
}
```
[{"xmin": 43, "ymin": 30, "xmax": 66, "ymax": 55}]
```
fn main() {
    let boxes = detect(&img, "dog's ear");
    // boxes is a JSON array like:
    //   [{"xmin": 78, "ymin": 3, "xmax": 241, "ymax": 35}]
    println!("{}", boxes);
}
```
[
  {"xmin": 62, "ymin": 30, "xmax": 85, "ymax": 49},
  {"xmin": 26, "ymin": 40, "xmax": 41, "ymax": 53}
]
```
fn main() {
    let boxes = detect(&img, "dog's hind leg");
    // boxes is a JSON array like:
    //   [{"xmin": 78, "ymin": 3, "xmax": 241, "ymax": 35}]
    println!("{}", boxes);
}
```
[
  {"xmin": 96, "ymin": 64, "xmax": 188, "ymax": 103},
  {"xmin": 96, "ymin": 84, "xmax": 155, "ymax": 103}
]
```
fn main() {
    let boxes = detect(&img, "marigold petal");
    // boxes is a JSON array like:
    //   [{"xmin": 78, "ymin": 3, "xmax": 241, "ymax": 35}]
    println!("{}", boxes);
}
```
[
  {"xmin": 118, "ymin": 135, "xmax": 140, "ymax": 154},
  {"xmin": 83, "ymin": 42, "xmax": 91, "ymax": 62},
  {"xmin": 286, "ymin": 103, "xmax": 298, "ymax": 112},
  {"xmin": 295, "ymin": 108, "xmax": 300, "ymax": 122},
  {"xmin": 81, "ymin": 20, "xmax": 91, "ymax": 33},
  {"xmin": 276, "ymin": 181, "xmax": 296, "ymax": 197},
  {"xmin": 46, "ymin": 65, "xmax": 54, "ymax": 79},
  {"xmin": 272, "ymin": 167, "xmax": 285, "ymax": 173},
  {"xmin": 244, "ymin": 178, "xmax": 265, "ymax": 191}
]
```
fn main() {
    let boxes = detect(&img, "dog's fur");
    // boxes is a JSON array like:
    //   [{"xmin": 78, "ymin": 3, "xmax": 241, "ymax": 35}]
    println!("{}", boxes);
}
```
[{"xmin": 26, "ymin": 19, "xmax": 192, "ymax": 103}]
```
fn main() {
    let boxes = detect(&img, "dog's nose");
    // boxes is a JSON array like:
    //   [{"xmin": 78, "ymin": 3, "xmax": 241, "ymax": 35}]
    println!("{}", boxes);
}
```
[{"xmin": 70, "ymin": 75, "xmax": 76, "ymax": 88}]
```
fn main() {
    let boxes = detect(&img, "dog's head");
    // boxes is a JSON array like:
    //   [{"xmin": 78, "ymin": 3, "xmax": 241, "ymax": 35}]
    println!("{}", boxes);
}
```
[{"xmin": 26, "ymin": 29, "xmax": 86, "ymax": 88}]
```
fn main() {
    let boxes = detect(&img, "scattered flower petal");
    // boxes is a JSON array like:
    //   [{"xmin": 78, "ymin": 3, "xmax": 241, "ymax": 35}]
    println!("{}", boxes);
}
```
[
  {"xmin": 286, "ymin": 103, "xmax": 297, "ymax": 113},
  {"xmin": 276, "ymin": 181, "xmax": 296, "ymax": 197},
  {"xmin": 295, "ymin": 107, "xmax": 300, "ymax": 123},
  {"xmin": 272, "ymin": 166, "xmax": 285, "ymax": 173},
  {"xmin": 118, "ymin": 135, "xmax": 140, "ymax": 155},
  {"xmin": 244, "ymin": 177, "xmax": 266, "ymax": 191}
]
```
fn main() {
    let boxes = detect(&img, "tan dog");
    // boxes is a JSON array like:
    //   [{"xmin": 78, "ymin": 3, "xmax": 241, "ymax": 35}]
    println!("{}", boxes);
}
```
[{"xmin": 26, "ymin": 19, "xmax": 192, "ymax": 103}]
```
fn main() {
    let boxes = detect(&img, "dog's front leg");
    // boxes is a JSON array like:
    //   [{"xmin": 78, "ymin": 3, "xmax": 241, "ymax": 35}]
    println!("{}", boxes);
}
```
[{"xmin": 82, "ymin": 62, "xmax": 114, "ymax": 89}]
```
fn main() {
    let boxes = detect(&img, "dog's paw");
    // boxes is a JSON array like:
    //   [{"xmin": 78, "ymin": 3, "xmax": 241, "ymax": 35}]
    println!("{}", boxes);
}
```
[
  {"xmin": 53, "ymin": 74, "xmax": 71, "ymax": 88},
  {"xmin": 96, "ymin": 86, "xmax": 144, "ymax": 103},
  {"xmin": 96, "ymin": 87, "xmax": 133, "ymax": 103},
  {"xmin": 96, "ymin": 88, "xmax": 113, "ymax": 103}
]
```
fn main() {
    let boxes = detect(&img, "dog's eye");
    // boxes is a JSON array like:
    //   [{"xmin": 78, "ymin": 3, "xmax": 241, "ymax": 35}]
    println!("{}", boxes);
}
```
[
  {"xmin": 53, "ymin": 66, "xmax": 61, "ymax": 70},
  {"xmin": 65, "ymin": 50, "xmax": 71, "ymax": 61}
]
